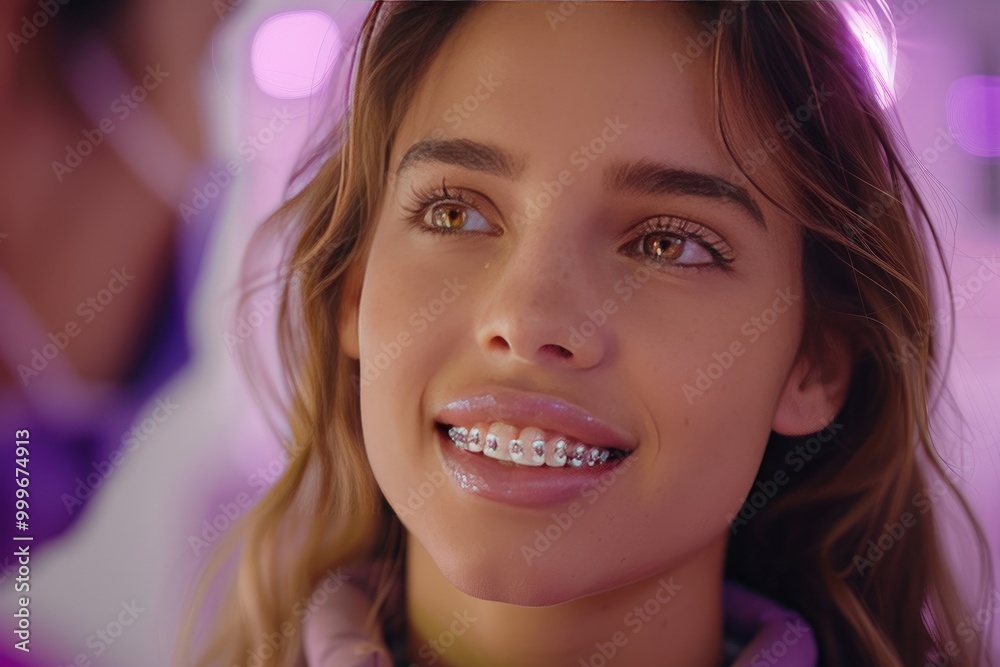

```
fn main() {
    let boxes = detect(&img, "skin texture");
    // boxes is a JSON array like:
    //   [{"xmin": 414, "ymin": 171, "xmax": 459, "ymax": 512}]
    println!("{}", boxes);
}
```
[{"xmin": 338, "ymin": 3, "xmax": 850, "ymax": 665}]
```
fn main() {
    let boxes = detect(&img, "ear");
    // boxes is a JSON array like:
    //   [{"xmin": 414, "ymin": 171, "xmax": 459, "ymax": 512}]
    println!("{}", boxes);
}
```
[
  {"xmin": 337, "ymin": 262, "xmax": 363, "ymax": 361},
  {"xmin": 772, "ymin": 331, "xmax": 853, "ymax": 436}
]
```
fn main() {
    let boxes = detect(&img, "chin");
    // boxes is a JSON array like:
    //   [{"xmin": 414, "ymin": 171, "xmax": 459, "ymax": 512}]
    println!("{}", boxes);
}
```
[
  {"xmin": 431, "ymin": 547, "xmax": 607, "ymax": 607},
  {"xmin": 450, "ymin": 575, "xmax": 579, "ymax": 607}
]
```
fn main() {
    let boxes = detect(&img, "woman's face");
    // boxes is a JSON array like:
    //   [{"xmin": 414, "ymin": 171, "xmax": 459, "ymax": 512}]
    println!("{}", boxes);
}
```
[{"xmin": 343, "ymin": 2, "xmax": 812, "ymax": 604}]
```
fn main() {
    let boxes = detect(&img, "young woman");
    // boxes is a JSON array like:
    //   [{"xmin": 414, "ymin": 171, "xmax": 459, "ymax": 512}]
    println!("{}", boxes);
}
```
[{"xmin": 182, "ymin": 2, "xmax": 995, "ymax": 665}]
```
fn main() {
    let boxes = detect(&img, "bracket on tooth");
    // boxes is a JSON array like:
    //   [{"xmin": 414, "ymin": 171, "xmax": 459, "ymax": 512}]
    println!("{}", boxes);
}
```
[
  {"xmin": 509, "ymin": 439, "xmax": 524, "ymax": 461},
  {"xmin": 448, "ymin": 427, "xmax": 619, "ymax": 468},
  {"xmin": 586, "ymin": 448, "xmax": 612, "ymax": 466},
  {"xmin": 448, "ymin": 426, "xmax": 468, "ymax": 450},
  {"xmin": 552, "ymin": 440, "xmax": 567, "ymax": 467},
  {"xmin": 531, "ymin": 439, "xmax": 546, "ymax": 465},
  {"xmin": 466, "ymin": 427, "xmax": 484, "ymax": 452}
]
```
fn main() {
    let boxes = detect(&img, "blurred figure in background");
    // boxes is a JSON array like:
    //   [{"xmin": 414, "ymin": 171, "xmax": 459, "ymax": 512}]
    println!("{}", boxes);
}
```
[{"xmin": 0, "ymin": 0, "xmax": 222, "ymax": 565}]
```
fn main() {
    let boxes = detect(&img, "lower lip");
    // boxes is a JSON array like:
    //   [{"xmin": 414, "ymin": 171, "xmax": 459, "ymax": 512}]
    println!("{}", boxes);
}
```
[{"xmin": 435, "ymin": 425, "xmax": 632, "ymax": 509}]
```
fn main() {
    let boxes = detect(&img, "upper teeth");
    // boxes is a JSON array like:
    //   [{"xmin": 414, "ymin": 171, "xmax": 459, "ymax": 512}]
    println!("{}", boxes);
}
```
[{"xmin": 446, "ymin": 422, "xmax": 620, "ymax": 468}]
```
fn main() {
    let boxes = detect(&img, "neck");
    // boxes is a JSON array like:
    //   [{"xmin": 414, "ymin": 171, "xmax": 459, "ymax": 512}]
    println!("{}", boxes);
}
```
[{"xmin": 404, "ymin": 533, "xmax": 727, "ymax": 667}]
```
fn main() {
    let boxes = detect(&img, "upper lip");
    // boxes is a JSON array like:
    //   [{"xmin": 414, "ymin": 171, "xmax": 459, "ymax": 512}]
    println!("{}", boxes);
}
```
[{"xmin": 433, "ymin": 387, "xmax": 636, "ymax": 452}]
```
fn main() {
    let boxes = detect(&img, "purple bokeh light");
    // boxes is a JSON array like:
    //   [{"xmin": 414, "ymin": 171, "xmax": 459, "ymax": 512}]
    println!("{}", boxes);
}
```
[
  {"xmin": 251, "ymin": 11, "xmax": 341, "ymax": 100},
  {"xmin": 947, "ymin": 76, "xmax": 1000, "ymax": 158}
]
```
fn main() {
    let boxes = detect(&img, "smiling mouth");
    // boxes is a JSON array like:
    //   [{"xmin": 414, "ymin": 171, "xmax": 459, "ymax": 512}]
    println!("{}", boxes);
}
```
[{"xmin": 435, "ymin": 422, "xmax": 629, "ymax": 468}]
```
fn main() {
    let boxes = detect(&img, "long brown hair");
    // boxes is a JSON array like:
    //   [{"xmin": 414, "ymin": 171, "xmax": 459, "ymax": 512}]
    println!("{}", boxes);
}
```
[{"xmin": 179, "ymin": 3, "xmax": 994, "ymax": 665}]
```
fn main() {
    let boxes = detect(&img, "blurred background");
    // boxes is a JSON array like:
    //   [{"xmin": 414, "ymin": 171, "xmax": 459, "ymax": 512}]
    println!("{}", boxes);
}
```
[{"xmin": 0, "ymin": 0, "xmax": 996, "ymax": 664}]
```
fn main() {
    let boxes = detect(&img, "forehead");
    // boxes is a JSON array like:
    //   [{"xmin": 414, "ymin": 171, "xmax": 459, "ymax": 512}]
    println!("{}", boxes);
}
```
[{"xmin": 393, "ymin": 2, "xmax": 733, "ymax": 177}]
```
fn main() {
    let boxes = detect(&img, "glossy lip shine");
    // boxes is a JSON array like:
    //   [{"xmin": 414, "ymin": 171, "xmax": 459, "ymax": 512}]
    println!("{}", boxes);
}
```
[{"xmin": 431, "ymin": 389, "xmax": 636, "ymax": 508}]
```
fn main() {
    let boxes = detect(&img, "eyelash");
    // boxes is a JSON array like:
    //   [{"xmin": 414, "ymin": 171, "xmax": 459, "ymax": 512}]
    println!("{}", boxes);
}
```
[
  {"xmin": 625, "ymin": 217, "xmax": 736, "ymax": 272},
  {"xmin": 402, "ymin": 179, "xmax": 736, "ymax": 272}
]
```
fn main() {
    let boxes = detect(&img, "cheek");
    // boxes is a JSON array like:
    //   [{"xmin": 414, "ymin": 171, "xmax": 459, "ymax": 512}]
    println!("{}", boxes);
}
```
[
  {"xmin": 354, "ymin": 232, "xmax": 468, "ymax": 511},
  {"xmin": 612, "ymin": 283, "xmax": 803, "ymax": 521},
  {"xmin": 357, "ymin": 220, "xmax": 471, "ymax": 357}
]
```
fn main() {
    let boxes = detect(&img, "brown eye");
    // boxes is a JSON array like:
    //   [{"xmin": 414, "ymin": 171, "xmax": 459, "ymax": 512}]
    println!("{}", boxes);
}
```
[
  {"xmin": 414, "ymin": 197, "xmax": 493, "ymax": 235},
  {"xmin": 642, "ymin": 234, "xmax": 685, "ymax": 262},
  {"xmin": 429, "ymin": 204, "xmax": 467, "ymax": 230},
  {"xmin": 623, "ymin": 216, "xmax": 734, "ymax": 271}
]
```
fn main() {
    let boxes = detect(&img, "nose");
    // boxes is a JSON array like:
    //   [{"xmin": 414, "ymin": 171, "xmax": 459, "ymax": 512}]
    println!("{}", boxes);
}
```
[{"xmin": 474, "ymin": 219, "xmax": 610, "ymax": 370}]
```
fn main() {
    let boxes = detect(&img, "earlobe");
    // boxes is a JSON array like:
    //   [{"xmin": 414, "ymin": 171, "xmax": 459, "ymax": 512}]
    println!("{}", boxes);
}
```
[
  {"xmin": 338, "ymin": 264, "xmax": 363, "ymax": 361},
  {"xmin": 772, "ymin": 333, "xmax": 852, "ymax": 436}
]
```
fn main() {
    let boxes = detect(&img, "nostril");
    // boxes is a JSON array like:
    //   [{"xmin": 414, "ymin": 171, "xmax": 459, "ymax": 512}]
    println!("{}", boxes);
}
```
[
  {"xmin": 540, "ymin": 343, "xmax": 573, "ymax": 359},
  {"xmin": 486, "ymin": 336, "xmax": 575, "ymax": 361},
  {"xmin": 487, "ymin": 335, "xmax": 511, "ymax": 353}
]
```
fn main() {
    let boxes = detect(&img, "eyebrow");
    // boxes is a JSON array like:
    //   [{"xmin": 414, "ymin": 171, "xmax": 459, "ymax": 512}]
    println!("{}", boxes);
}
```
[
  {"xmin": 396, "ymin": 138, "xmax": 527, "ymax": 180},
  {"xmin": 395, "ymin": 138, "xmax": 765, "ymax": 229},
  {"xmin": 605, "ymin": 159, "xmax": 766, "ymax": 228}
]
